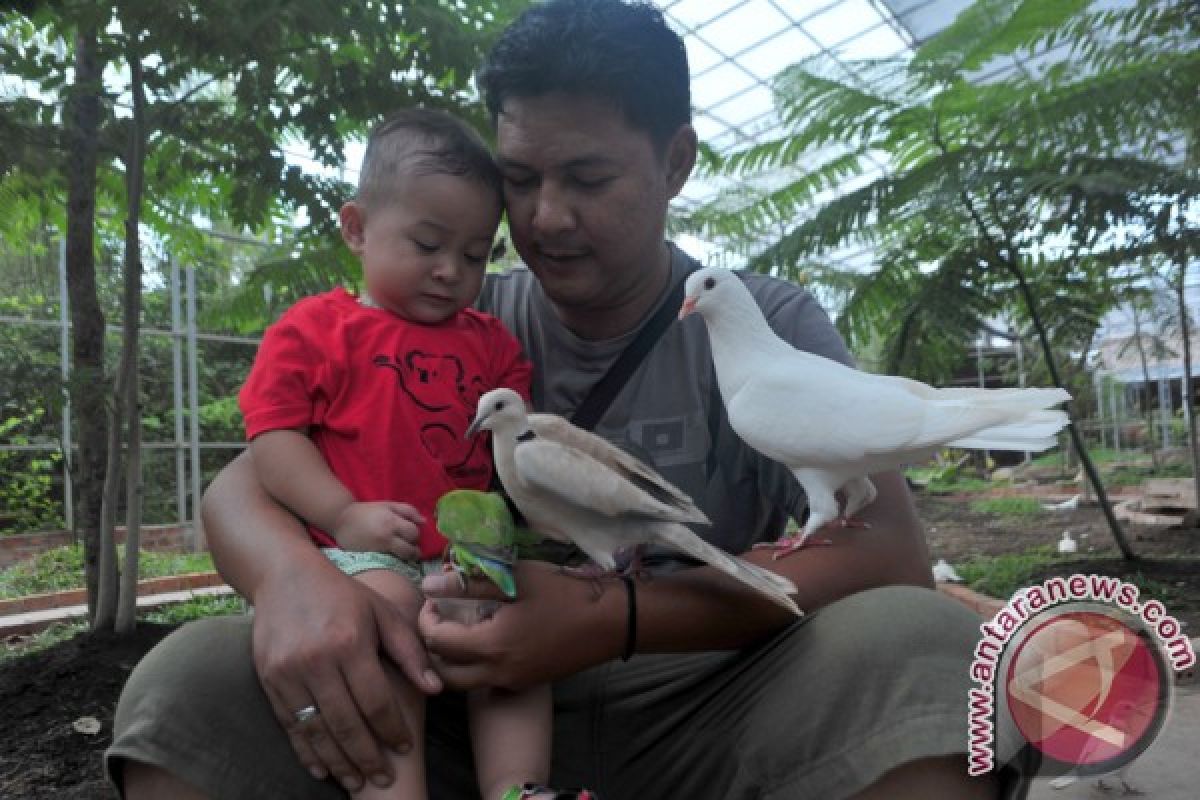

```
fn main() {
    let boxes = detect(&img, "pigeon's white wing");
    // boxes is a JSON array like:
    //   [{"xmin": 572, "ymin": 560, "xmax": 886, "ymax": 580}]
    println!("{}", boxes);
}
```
[
  {"xmin": 529, "ymin": 413, "xmax": 708, "ymax": 523},
  {"xmin": 732, "ymin": 358, "xmax": 1038, "ymax": 467},
  {"xmin": 512, "ymin": 436, "xmax": 697, "ymax": 522},
  {"xmin": 727, "ymin": 358, "xmax": 930, "ymax": 466}
]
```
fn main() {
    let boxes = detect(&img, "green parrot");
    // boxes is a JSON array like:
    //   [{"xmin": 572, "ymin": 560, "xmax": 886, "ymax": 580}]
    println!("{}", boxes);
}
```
[{"xmin": 435, "ymin": 489, "xmax": 532, "ymax": 598}]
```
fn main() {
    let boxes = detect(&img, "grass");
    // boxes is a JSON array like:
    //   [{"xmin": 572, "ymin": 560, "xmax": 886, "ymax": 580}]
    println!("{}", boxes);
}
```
[
  {"xmin": 955, "ymin": 546, "xmax": 1063, "ymax": 600},
  {"xmin": 0, "ymin": 594, "xmax": 246, "ymax": 664},
  {"xmin": 142, "ymin": 593, "xmax": 245, "ymax": 624},
  {"xmin": 1106, "ymin": 462, "xmax": 1194, "ymax": 486},
  {"xmin": 0, "ymin": 545, "xmax": 214, "ymax": 599},
  {"xmin": 0, "ymin": 620, "xmax": 89, "ymax": 663},
  {"xmin": 968, "ymin": 496, "xmax": 1045, "ymax": 517},
  {"xmin": 923, "ymin": 477, "xmax": 994, "ymax": 495}
]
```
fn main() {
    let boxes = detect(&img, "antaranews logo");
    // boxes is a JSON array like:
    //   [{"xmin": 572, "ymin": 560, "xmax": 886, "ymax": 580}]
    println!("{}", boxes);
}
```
[{"xmin": 967, "ymin": 574, "xmax": 1195, "ymax": 779}]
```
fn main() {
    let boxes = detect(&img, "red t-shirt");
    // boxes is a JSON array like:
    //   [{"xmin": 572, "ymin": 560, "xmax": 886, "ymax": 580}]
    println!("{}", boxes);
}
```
[{"xmin": 239, "ymin": 287, "xmax": 533, "ymax": 558}]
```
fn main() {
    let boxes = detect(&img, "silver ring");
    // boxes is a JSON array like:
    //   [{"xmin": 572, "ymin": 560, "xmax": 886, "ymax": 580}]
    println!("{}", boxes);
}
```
[{"xmin": 293, "ymin": 704, "xmax": 320, "ymax": 724}]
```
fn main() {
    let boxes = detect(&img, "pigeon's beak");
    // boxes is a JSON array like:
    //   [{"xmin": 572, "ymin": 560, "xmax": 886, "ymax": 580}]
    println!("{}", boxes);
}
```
[
  {"xmin": 678, "ymin": 296, "xmax": 697, "ymax": 320},
  {"xmin": 465, "ymin": 413, "xmax": 486, "ymax": 439}
]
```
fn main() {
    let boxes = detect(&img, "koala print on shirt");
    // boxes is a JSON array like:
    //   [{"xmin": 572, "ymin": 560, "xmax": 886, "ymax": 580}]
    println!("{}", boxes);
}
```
[{"xmin": 372, "ymin": 351, "xmax": 490, "ymax": 478}]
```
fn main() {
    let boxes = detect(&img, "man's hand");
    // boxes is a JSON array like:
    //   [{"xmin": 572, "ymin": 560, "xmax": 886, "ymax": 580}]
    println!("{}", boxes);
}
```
[
  {"xmin": 332, "ymin": 501, "xmax": 423, "ymax": 558},
  {"xmin": 419, "ymin": 560, "xmax": 624, "ymax": 691},
  {"xmin": 251, "ymin": 558, "xmax": 442, "ymax": 792}
]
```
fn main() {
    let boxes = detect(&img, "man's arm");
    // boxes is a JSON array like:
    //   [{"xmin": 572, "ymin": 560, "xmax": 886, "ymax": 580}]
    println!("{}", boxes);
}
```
[
  {"xmin": 420, "ymin": 470, "xmax": 931, "ymax": 690},
  {"xmin": 201, "ymin": 452, "xmax": 441, "ymax": 791},
  {"xmin": 634, "ymin": 470, "xmax": 930, "ymax": 649}
]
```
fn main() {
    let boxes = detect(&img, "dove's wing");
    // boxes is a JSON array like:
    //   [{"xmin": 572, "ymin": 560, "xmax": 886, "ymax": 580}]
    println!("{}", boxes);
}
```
[
  {"xmin": 730, "ymin": 352, "xmax": 1044, "ymax": 470},
  {"xmin": 512, "ymin": 435, "xmax": 699, "ymax": 523},
  {"xmin": 529, "ymin": 413, "xmax": 709, "ymax": 523},
  {"xmin": 727, "ymin": 355, "xmax": 930, "ymax": 467}
]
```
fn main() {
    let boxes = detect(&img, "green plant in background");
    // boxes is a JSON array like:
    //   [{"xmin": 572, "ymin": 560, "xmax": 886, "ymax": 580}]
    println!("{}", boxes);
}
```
[
  {"xmin": 1, "ymin": 593, "xmax": 244, "ymax": 663},
  {"xmin": 968, "ymin": 496, "xmax": 1045, "ymax": 517},
  {"xmin": 0, "ymin": 410, "xmax": 65, "ymax": 534},
  {"xmin": 955, "ymin": 546, "xmax": 1062, "ymax": 599},
  {"xmin": 0, "ymin": 620, "xmax": 88, "ymax": 664},
  {"xmin": 906, "ymin": 469, "xmax": 994, "ymax": 495},
  {"xmin": 142, "ymin": 593, "xmax": 245, "ymax": 624},
  {"xmin": 0, "ymin": 545, "xmax": 213, "ymax": 599}
]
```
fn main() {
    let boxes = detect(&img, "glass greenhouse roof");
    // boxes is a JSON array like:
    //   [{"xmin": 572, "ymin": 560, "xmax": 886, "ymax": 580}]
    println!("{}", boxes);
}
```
[
  {"xmin": 654, "ymin": 0, "xmax": 937, "ymax": 268},
  {"xmin": 652, "ymin": 0, "xmax": 1129, "ymax": 271}
]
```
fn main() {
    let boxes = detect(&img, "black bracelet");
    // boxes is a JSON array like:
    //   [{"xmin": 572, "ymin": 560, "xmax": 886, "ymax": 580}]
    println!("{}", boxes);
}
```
[{"xmin": 619, "ymin": 574, "xmax": 637, "ymax": 661}]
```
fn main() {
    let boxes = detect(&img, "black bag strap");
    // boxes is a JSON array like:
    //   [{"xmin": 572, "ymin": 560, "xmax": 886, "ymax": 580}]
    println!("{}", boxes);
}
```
[{"xmin": 570, "ymin": 266, "xmax": 696, "ymax": 432}]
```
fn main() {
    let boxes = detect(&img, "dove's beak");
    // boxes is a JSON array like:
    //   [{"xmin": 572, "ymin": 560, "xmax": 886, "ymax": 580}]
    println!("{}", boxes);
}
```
[
  {"xmin": 465, "ymin": 414, "xmax": 486, "ymax": 439},
  {"xmin": 678, "ymin": 296, "xmax": 697, "ymax": 320}
]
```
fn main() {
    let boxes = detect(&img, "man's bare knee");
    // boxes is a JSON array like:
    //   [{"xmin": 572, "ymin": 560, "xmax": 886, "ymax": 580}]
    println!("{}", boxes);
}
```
[{"xmin": 122, "ymin": 760, "xmax": 211, "ymax": 800}]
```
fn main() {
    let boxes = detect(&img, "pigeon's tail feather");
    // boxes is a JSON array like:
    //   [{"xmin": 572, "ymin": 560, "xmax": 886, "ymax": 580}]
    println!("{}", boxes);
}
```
[
  {"xmin": 657, "ymin": 524, "xmax": 803, "ymax": 615},
  {"xmin": 935, "ymin": 386, "xmax": 1070, "ymax": 413},
  {"xmin": 949, "ymin": 410, "xmax": 1069, "ymax": 452}
]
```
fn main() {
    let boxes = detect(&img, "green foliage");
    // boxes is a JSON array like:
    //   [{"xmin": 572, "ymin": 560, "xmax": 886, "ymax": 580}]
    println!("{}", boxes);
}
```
[
  {"xmin": 0, "ymin": 595, "xmax": 244, "ymax": 662},
  {"xmin": 0, "ymin": 545, "xmax": 214, "ymax": 599},
  {"xmin": 142, "ymin": 593, "xmax": 245, "ymax": 624},
  {"xmin": 0, "ymin": 410, "xmax": 65, "ymax": 534},
  {"xmin": 968, "ymin": 496, "xmax": 1044, "ymax": 517},
  {"xmin": 906, "ymin": 454, "xmax": 996, "ymax": 495},
  {"xmin": 956, "ymin": 546, "xmax": 1062, "ymax": 599},
  {"xmin": 683, "ymin": 0, "xmax": 1199, "ymax": 391},
  {"xmin": 0, "ymin": 621, "xmax": 89, "ymax": 665}
]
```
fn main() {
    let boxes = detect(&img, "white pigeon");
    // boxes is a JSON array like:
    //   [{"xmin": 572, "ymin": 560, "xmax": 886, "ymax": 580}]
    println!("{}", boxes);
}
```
[
  {"xmin": 932, "ymin": 558, "xmax": 963, "ymax": 583},
  {"xmin": 679, "ymin": 266, "xmax": 1072, "ymax": 556},
  {"xmin": 467, "ymin": 388, "xmax": 802, "ymax": 615},
  {"xmin": 1057, "ymin": 531, "xmax": 1078, "ymax": 554},
  {"xmin": 1042, "ymin": 494, "xmax": 1081, "ymax": 512}
]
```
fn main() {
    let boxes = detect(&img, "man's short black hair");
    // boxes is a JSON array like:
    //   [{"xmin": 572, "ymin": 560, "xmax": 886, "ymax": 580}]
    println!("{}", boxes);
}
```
[
  {"xmin": 356, "ymin": 108, "xmax": 501, "ymax": 209},
  {"xmin": 479, "ymin": 0, "xmax": 691, "ymax": 152}
]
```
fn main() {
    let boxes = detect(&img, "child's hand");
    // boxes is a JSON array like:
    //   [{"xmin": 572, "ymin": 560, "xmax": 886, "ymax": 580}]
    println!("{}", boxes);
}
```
[{"xmin": 332, "ymin": 501, "xmax": 423, "ymax": 559}]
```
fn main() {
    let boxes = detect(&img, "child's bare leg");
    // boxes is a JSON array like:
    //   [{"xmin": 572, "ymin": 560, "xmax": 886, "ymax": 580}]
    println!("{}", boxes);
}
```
[
  {"xmin": 352, "ymin": 569, "xmax": 428, "ymax": 800},
  {"xmin": 469, "ymin": 683, "xmax": 553, "ymax": 800}
]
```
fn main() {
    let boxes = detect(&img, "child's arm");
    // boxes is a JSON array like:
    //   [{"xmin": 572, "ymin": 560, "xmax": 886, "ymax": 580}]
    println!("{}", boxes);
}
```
[{"xmin": 250, "ymin": 429, "xmax": 423, "ymax": 558}]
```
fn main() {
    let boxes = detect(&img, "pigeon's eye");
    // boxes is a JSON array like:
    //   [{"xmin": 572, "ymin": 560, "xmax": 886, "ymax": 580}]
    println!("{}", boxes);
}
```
[
  {"xmin": 704, "ymin": 277, "xmax": 716, "ymax": 290},
  {"xmin": 496, "ymin": 401, "xmax": 506, "ymax": 411}
]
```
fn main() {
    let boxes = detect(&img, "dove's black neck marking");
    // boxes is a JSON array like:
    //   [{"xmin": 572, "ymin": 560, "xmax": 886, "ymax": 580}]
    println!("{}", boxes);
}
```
[{"xmin": 516, "ymin": 430, "xmax": 537, "ymax": 443}]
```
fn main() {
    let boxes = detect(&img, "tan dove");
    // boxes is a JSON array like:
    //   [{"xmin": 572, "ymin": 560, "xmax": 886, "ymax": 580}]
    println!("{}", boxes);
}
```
[{"xmin": 467, "ymin": 388, "xmax": 802, "ymax": 615}]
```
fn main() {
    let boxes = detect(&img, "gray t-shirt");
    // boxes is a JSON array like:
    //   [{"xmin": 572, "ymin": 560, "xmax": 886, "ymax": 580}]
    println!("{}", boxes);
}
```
[{"xmin": 478, "ymin": 243, "xmax": 853, "ymax": 557}]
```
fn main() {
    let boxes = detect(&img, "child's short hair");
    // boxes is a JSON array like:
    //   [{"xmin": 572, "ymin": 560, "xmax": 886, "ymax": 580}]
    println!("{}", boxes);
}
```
[
  {"xmin": 480, "ymin": 0, "xmax": 690, "ymax": 154},
  {"xmin": 356, "ymin": 108, "xmax": 501, "ymax": 209}
]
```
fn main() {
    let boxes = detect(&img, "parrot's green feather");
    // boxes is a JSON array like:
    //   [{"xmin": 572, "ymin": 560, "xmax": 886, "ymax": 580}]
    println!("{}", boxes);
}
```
[{"xmin": 437, "ymin": 490, "xmax": 521, "ymax": 597}]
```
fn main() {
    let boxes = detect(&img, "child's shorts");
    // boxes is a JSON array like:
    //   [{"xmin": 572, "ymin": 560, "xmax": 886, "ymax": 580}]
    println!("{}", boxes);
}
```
[{"xmin": 320, "ymin": 548, "xmax": 443, "ymax": 584}]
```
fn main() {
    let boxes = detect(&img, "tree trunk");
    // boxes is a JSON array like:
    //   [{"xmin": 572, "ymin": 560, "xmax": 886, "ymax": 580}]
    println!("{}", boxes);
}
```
[
  {"xmin": 1009, "ymin": 261, "xmax": 1136, "ymax": 559},
  {"xmin": 116, "ymin": 51, "xmax": 148, "ymax": 635},
  {"xmin": 1129, "ymin": 305, "xmax": 1160, "ymax": 470},
  {"xmin": 63, "ymin": 26, "xmax": 110, "ymax": 622},
  {"xmin": 954, "ymin": 180, "xmax": 1136, "ymax": 559},
  {"xmin": 1174, "ymin": 270, "xmax": 1200, "ymax": 510}
]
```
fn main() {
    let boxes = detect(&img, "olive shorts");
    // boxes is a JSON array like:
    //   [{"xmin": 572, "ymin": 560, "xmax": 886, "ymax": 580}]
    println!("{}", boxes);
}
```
[{"xmin": 106, "ymin": 585, "xmax": 1029, "ymax": 799}]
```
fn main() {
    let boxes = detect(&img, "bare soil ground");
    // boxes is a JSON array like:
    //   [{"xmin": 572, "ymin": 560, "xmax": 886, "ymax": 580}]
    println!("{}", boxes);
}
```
[
  {"xmin": 919, "ymin": 488, "xmax": 1200, "ymax": 633},
  {"xmin": 1, "ymin": 490, "xmax": 1198, "ymax": 799}
]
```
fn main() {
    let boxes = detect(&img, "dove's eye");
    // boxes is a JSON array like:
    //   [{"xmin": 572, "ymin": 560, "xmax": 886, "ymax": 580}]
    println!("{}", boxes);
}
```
[
  {"xmin": 704, "ymin": 277, "xmax": 716, "ymax": 290},
  {"xmin": 496, "ymin": 401, "xmax": 506, "ymax": 411}
]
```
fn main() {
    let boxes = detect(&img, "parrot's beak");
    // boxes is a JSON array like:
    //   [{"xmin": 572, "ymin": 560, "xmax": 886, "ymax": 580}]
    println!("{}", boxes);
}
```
[{"xmin": 678, "ymin": 296, "xmax": 697, "ymax": 320}]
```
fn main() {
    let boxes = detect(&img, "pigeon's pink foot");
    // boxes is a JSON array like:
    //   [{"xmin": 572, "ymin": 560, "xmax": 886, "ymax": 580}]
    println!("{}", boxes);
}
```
[
  {"xmin": 838, "ymin": 515, "xmax": 871, "ymax": 529},
  {"xmin": 754, "ymin": 535, "xmax": 833, "ymax": 560}
]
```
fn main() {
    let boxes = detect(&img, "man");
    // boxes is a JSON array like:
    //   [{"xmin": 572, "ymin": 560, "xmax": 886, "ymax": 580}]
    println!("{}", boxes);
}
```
[{"xmin": 107, "ymin": 2, "xmax": 1022, "ymax": 798}]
